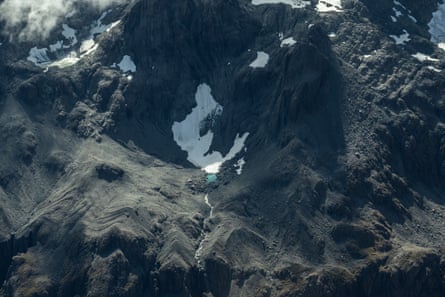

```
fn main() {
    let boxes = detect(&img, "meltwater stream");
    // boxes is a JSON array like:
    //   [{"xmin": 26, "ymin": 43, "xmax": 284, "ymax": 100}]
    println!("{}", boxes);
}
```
[{"xmin": 194, "ymin": 194, "xmax": 214, "ymax": 267}]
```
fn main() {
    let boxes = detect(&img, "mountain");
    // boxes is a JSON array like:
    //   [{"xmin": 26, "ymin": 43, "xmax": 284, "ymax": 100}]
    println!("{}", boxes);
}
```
[{"xmin": 1, "ymin": 0, "xmax": 445, "ymax": 296}]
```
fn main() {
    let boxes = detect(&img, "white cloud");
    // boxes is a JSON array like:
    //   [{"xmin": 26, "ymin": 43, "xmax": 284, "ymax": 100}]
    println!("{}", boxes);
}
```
[{"xmin": 0, "ymin": 0, "xmax": 128, "ymax": 41}]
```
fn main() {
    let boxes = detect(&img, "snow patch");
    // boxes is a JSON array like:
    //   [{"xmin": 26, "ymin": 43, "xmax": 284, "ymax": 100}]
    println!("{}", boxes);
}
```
[
  {"xmin": 172, "ymin": 84, "xmax": 249, "ymax": 174},
  {"xmin": 391, "ymin": 0, "xmax": 417, "ymax": 23},
  {"xmin": 316, "ymin": 0, "xmax": 343, "ymax": 13},
  {"xmin": 393, "ymin": 7, "xmax": 402, "ymax": 17},
  {"xmin": 90, "ymin": 10, "xmax": 112, "ymax": 36},
  {"xmin": 393, "ymin": 0, "xmax": 408, "ymax": 11},
  {"xmin": 116, "ymin": 55, "xmax": 136, "ymax": 73},
  {"xmin": 27, "ymin": 47, "xmax": 50, "ymax": 66},
  {"xmin": 389, "ymin": 29, "xmax": 410, "ymax": 45},
  {"xmin": 249, "ymin": 51, "xmax": 270, "ymax": 68},
  {"xmin": 49, "ymin": 41, "xmax": 63, "ymax": 53},
  {"xmin": 427, "ymin": 65, "xmax": 442, "ymax": 72},
  {"xmin": 251, "ymin": 0, "xmax": 310, "ymax": 9},
  {"xmin": 26, "ymin": 10, "xmax": 120, "ymax": 69},
  {"xmin": 408, "ymin": 15, "xmax": 417, "ymax": 23},
  {"xmin": 280, "ymin": 37, "xmax": 296, "ymax": 47},
  {"xmin": 234, "ymin": 158, "xmax": 246, "ymax": 175},
  {"xmin": 48, "ymin": 53, "xmax": 80, "ymax": 68},
  {"xmin": 79, "ymin": 10, "xmax": 120, "ymax": 58},
  {"xmin": 62, "ymin": 24, "xmax": 77, "ymax": 47},
  {"xmin": 429, "ymin": 2, "xmax": 445, "ymax": 51},
  {"xmin": 412, "ymin": 52, "xmax": 439, "ymax": 62}
]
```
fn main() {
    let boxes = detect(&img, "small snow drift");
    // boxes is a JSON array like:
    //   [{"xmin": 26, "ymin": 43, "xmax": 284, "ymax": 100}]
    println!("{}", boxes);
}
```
[
  {"xmin": 234, "ymin": 158, "xmax": 246, "ymax": 175},
  {"xmin": 172, "ymin": 84, "xmax": 249, "ymax": 174},
  {"xmin": 428, "ymin": 2, "xmax": 445, "ymax": 51},
  {"xmin": 249, "ymin": 51, "xmax": 270, "ymax": 68},
  {"xmin": 251, "ymin": 0, "xmax": 310, "ymax": 9},
  {"xmin": 27, "ymin": 47, "xmax": 51, "ymax": 66},
  {"xmin": 280, "ymin": 37, "xmax": 296, "ymax": 47},
  {"xmin": 389, "ymin": 29, "xmax": 410, "ymax": 45},
  {"xmin": 412, "ymin": 53, "xmax": 439, "ymax": 62},
  {"xmin": 62, "ymin": 24, "xmax": 78, "ymax": 47},
  {"xmin": 391, "ymin": 0, "xmax": 417, "ymax": 23},
  {"xmin": 316, "ymin": 0, "xmax": 343, "ymax": 13},
  {"xmin": 116, "ymin": 55, "xmax": 136, "ymax": 73}
]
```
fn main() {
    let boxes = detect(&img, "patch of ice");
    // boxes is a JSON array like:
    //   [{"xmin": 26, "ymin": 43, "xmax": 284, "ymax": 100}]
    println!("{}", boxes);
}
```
[
  {"xmin": 90, "ymin": 11, "xmax": 111, "ymax": 36},
  {"xmin": 77, "ymin": 11, "xmax": 120, "ymax": 59},
  {"xmin": 316, "ymin": 0, "xmax": 343, "ymax": 13},
  {"xmin": 408, "ymin": 15, "xmax": 417, "ymax": 23},
  {"xmin": 49, "ymin": 41, "xmax": 63, "ymax": 52},
  {"xmin": 87, "ymin": 11, "xmax": 120, "ymax": 36},
  {"xmin": 62, "ymin": 24, "xmax": 77, "ymax": 47},
  {"xmin": 428, "ymin": 2, "xmax": 445, "ymax": 51},
  {"xmin": 172, "ymin": 83, "xmax": 249, "ymax": 174},
  {"xmin": 106, "ymin": 20, "xmax": 121, "ymax": 33},
  {"xmin": 394, "ymin": 0, "xmax": 408, "ymax": 11},
  {"xmin": 117, "ymin": 55, "xmax": 136, "ymax": 73},
  {"xmin": 280, "ymin": 37, "xmax": 296, "ymax": 47},
  {"xmin": 391, "ymin": 1, "xmax": 416, "ymax": 23},
  {"xmin": 234, "ymin": 158, "xmax": 246, "ymax": 175},
  {"xmin": 203, "ymin": 162, "xmax": 223, "ymax": 174},
  {"xmin": 393, "ymin": 7, "xmax": 402, "ymax": 17},
  {"xmin": 389, "ymin": 29, "xmax": 410, "ymax": 45},
  {"xmin": 412, "ymin": 52, "xmax": 440, "ymax": 62},
  {"xmin": 27, "ymin": 47, "xmax": 50, "ymax": 66},
  {"xmin": 249, "ymin": 51, "xmax": 270, "ymax": 68},
  {"xmin": 251, "ymin": 0, "xmax": 310, "ymax": 9},
  {"xmin": 79, "ymin": 39, "xmax": 97, "ymax": 56},
  {"xmin": 427, "ymin": 65, "xmax": 442, "ymax": 72},
  {"xmin": 48, "ymin": 53, "xmax": 80, "ymax": 68}
]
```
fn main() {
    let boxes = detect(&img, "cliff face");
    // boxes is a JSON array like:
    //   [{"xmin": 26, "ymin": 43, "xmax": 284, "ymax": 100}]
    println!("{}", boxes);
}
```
[{"xmin": 1, "ymin": 0, "xmax": 445, "ymax": 296}]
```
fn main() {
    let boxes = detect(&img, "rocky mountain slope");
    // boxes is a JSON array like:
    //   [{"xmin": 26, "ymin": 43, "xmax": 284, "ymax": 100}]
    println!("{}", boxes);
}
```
[{"xmin": 1, "ymin": 0, "xmax": 445, "ymax": 296}]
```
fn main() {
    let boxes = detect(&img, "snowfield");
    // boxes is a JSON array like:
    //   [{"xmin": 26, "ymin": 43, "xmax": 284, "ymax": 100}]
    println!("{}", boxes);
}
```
[
  {"xmin": 27, "ymin": 10, "xmax": 121, "ymax": 69},
  {"xmin": 429, "ymin": 2, "xmax": 445, "ymax": 51},
  {"xmin": 389, "ymin": 29, "xmax": 410, "ymax": 45},
  {"xmin": 172, "ymin": 84, "xmax": 248, "ymax": 174},
  {"xmin": 251, "ymin": 0, "xmax": 310, "ymax": 9},
  {"xmin": 116, "ymin": 55, "xmax": 137, "ymax": 73},
  {"xmin": 249, "ymin": 51, "xmax": 270, "ymax": 68},
  {"xmin": 316, "ymin": 0, "xmax": 343, "ymax": 13}
]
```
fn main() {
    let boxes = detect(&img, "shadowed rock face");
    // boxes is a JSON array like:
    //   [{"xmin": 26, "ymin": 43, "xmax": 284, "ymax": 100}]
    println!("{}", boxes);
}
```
[{"xmin": 1, "ymin": 0, "xmax": 445, "ymax": 296}]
